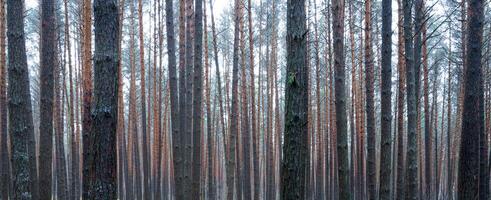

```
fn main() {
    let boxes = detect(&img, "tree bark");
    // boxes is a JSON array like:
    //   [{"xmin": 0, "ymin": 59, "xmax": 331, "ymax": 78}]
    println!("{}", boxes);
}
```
[
  {"xmin": 332, "ymin": 0, "xmax": 349, "ymax": 198},
  {"xmin": 55, "ymin": 57, "xmax": 68, "ymax": 200},
  {"xmin": 6, "ymin": 0, "xmax": 37, "ymax": 198},
  {"xmin": 164, "ymin": 0, "xmax": 179, "ymax": 196},
  {"xmin": 39, "ymin": 0, "xmax": 57, "ymax": 198},
  {"xmin": 175, "ymin": 0, "xmax": 186, "ymax": 197},
  {"xmin": 364, "ymin": 0, "xmax": 376, "ymax": 198},
  {"xmin": 403, "ymin": 0, "xmax": 418, "ymax": 197},
  {"xmin": 82, "ymin": 0, "xmax": 119, "ymax": 198},
  {"xmin": 137, "ymin": 0, "xmax": 150, "ymax": 198},
  {"xmin": 0, "ymin": 0, "xmax": 9, "ymax": 197},
  {"xmin": 458, "ymin": 0, "xmax": 486, "ymax": 198},
  {"xmin": 281, "ymin": 0, "xmax": 309, "ymax": 197},
  {"xmin": 396, "ymin": 0, "xmax": 406, "ymax": 198},
  {"xmin": 379, "ymin": 0, "xmax": 393, "ymax": 197},
  {"xmin": 192, "ymin": 0, "xmax": 203, "ymax": 197},
  {"xmin": 227, "ymin": 0, "xmax": 241, "ymax": 199}
]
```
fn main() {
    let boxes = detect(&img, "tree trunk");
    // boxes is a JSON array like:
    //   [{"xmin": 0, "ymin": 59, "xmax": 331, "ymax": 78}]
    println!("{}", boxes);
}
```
[
  {"xmin": 39, "ymin": 0, "xmax": 57, "ymax": 198},
  {"xmin": 396, "ymin": 0, "xmax": 405, "ymax": 198},
  {"xmin": 379, "ymin": 0, "xmax": 393, "ymax": 197},
  {"xmin": 458, "ymin": 0, "xmax": 485, "ymax": 198},
  {"xmin": 82, "ymin": 0, "xmax": 119, "ymax": 198},
  {"xmin": 281, "ymin": 0, "xmax": 309, "ymax": 196},
  {"xmin": 164, "ymin": 0, "xmax": 179, "ymax": 196},
  {"xmin": 137, "ymin": 0, "xmax": 150, "ymax": 198},
  {"xmin": 128, "ymin": 2, "xmax": 139, "ymax": 198},
  {"xmin": 175, "ymin": 0, "xmax": 186, "ymax": 197},
  {"xmin": 227, "ymin": 0, "xmax": 241, "ymax": 199},
  {"xmin": 6, "ymin": 0, "xmax": 37, "ymax": 198},
  {"xmin": 183, "ymin": 0, "xmax": 194, "ymax": 197},
  {"xmin": 116, "ymin": 0, "xmax": 126, "ymax": 198},
  {"xmin": 192, "ymin": 0, "xmax": 203, "ymax": 197},
  {"xmin": 332, "ymin": 0, "xmax": 349, "ymax": 198},
  {"xmin": 0, "ymin": 0, "xmax": 9, "ymax": 198},
  {"xmin": 403, "ymin": 0, "xmax": 418, "ymax": 196},
  {"xmin": 55, "ymin": 57, "xmax": 68, "ymax": 200},
  {"xmin": 364, "ymin": 0, "xmax": 376, "ymax": 198}
]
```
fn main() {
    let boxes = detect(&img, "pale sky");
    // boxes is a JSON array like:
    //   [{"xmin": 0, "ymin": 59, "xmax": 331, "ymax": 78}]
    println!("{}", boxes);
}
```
[{"xmin": 26, "ymin": 0, "xmax": 232, "ymax": 15}]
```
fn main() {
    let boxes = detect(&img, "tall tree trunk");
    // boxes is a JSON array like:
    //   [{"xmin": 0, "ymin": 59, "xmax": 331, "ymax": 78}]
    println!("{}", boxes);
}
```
[
  {"xmin": 332, "ymin": 0, "xmax": 349, "ymax": 198},
  {"xmin": 446, "ymin": 26, "xmax": 453, "ymax": 199},
  {"xmin": 129, "ymin": 2, "xmax": 140, "ymax": 198},
  {"xmin": 281, "ymin": 0, "xmax": 309, "ymax": 196},
  {"xmin": 364, "ymin": 0, "xmax": 376, "ymax": 198},
  {"xmin": 192, "ymin": 0, "xmax": 203, "ymax": 197},
  {"xmin": 239, "ymin": 1, "xmax": 252, "ymax": 197},
  {"xmin": 396, "ymin": 0, "xmax": 406, "ymax": 198},
  {"xmin": 246, "ymin": 0, "xmax": 259, "ymax": 198},
  {"xmin": 203, "ymin": 3, "xmax": 215, "ymax": 198},
  {"xmin": 183, "ymin": 0, "xmax": 194, "ymax": 197},
  {"xmin": 379, "ymin": 0, "xmax": 393, "ymax": 196},
  {"xmin": 175, "ymin": 0, "xmax": 186, "ymax": 198},
  {"xmin": 81, "ymin": 0, "xmax": 93, "ymax": 197},
  {"xmin": 116, "ymin": 0, "xmax": 126, "ymax": 198},
  {"xmin": 458, "ymin": 0, "xmax": 486, "ymax": 198},
  {"xmin": 0, "ymin": 1, "xmax": 8, "ymax": 198},
  {"xmin": 55, "ymin": 58, "xmax": 68, "ymax": 200},
  {"xmin": 227, "ymin": 0, "xmax": 241, "ymax": 199},
  {"xmin": 422, "ymin": 20, "xmax": 432, "ymax": 200},
  {"xmin": 39, "ymin": 0, "xmax": 57, "ymax": 198},
  {"xmin": 137, "ymin": 0, "xmax": 150, "ymax": 198},
  {"xmin": 6, "ymin": 0, "xmax": 37, "ymax": 198},
  {"xmin": 403, "ymin": 0, "xmax": 418, "ymax": 196},
  {"xmin": 164, "ymin": 0, "xmax": 179, "ymax": 196},
  {"xmin": 82, "ymin": 0, "xmax": 119, "ymax": 198},
  {"xmin": 82, "ymin": 0, "xmax": 92, "ymax": 172}
]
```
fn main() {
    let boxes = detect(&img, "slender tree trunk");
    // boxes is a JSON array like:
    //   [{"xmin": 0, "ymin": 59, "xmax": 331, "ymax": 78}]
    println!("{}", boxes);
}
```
[
  {"xmin": 0, "ymin": 1, "xmax": 8, "ymax": 198},
  {"xmin": 203, "ymin": 3, "xmax": 215, "ymax": 198},
  {"xmin": 83, "ymin": 0, "xmax": 119, "ymax": 198},
  {"xmin": 396, "ymin": 0, "xmax": 406, "ymax": 198},
  {"xmin": 164, "ymin": 0, "xmax": 179, "ymax": 195},
  {"xmin": 175, "ymin": 0, "xmax": 186, "ymax": 198},
  {"xmin": 183, "ymin": 0, "xmax": 195, "ymax": 197},
  {"xmin": 55, "ymin": 58, "xmax": 68, "ymax": 200},
  {"xmin": 239, "ymin": 0, "xmax": 252, "ymax": 197},
  {"xmin": 227, "ymin": 0, "xmax": 241, "ymax": 199},
  {"xmin": 39, "ymin": 0, "xmax": 57, "ymax": 198},
  {"xmin": 192, "ymin": 0, "xmax": 203, "ymax": 197},
  {"xmin": 332, "ymin": 0, "xmax": 350, "ymax": 198},
  {"xmin": 0, "ymin": 0, "xmax": 10, "ymax": 197},
  {"xmin": 458, "ymin": 0, "xmax": 486, "ymax": 198},
  {"xmin": 363, "ymin": 0, "xmax": 376, "ymax": 198},
  {"xmin": 247, "ymin": 0, "xmax": 259, "ymax": 198},
  {"xmin": 422, "ymin": 20, "xmax": 432, "ymax": 200},
  {"xmin": 116, "ymin": 0, "xmax": 126, "ymax": 198},
  {"xmin": 403, "ymin": 0, "xmax": 418, "ymax": 195},
  {"xmin": 379, "ymin": 0, "xmax": 393, "ymax": 196},
  {"xmin": 81, "ymin": 0, "xmax": 93, "ymax": 196},
  {"xmin": 136, "ymin": 0, "xmax": 150, "ymax": 198}
]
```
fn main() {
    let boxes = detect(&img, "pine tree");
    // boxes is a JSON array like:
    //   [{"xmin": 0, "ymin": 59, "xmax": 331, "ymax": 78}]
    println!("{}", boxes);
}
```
[
  {"xmin": 332, "ymin": 0, "xmax": 350, "ymax": 198},
  {"xmin": 82, "ymin": 0, "xmax": 119, "ymax": 198},
  {"xmin": 281, "ymin": 0, "xmax": 308, "ymax": 199},
  {"xmin": 39, "ymin": 0, "xmax": 57, "ymax": 198},
  {"xmin": 7, "ymin": 0, "xmax": 36, "ymax": 198},
  {"xmin": 0, "ymin": 0, "xmax": 9, "ymax": 198},
  {"xmin": 379, "ymin": 0, "xmax": 393, "ymax": 197},
  {"xmin": 192, "ymin": 0, "xmax": 204, "ymax": 197},
  {"xmin": 458, "ymin": 0, "xmax": 486, "ymax": 198},
  {"xmin": 403, "ymin": 0, "xmax": 418, "ymax": 197}
]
